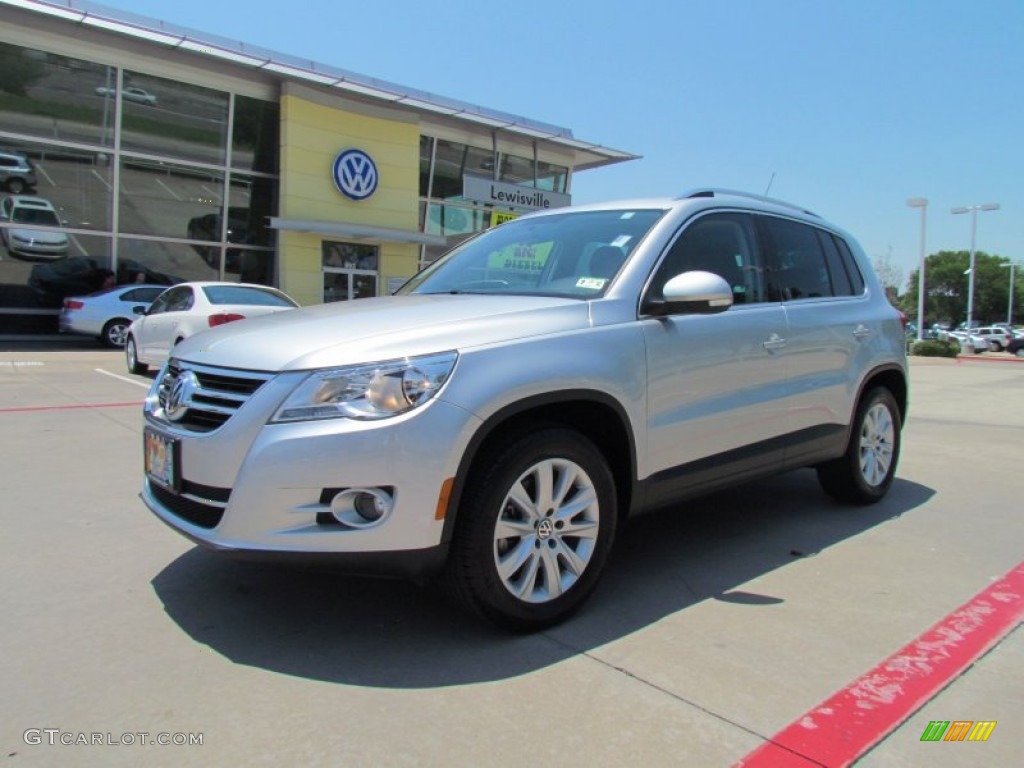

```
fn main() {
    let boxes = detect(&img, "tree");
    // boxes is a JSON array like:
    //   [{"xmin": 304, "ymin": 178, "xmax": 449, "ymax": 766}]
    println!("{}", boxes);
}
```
[
  {"xmin": 901, "ymin": 250, "xmax": 1019, "ymax": 327},
  {"xmin": 872, "ymin": 250, "xmax": 903, "ymax": 304}
]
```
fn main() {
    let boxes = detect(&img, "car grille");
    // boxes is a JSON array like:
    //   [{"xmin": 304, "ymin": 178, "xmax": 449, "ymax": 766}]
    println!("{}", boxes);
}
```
[{"xmin": 155, "ymin": 360, "xmax": 272, "ymax": 433}]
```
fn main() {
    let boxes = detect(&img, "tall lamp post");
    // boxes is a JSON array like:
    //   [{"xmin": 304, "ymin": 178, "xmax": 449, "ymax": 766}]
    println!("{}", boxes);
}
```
[
  {"xmin": 951, "ymin": 203, "xmax": 1000, "ymax": 332},
  {"xmin": 906, "ymin": 198, "xmax": 928, "ymax": 341},
  {"xmin": 1001, "ymin": 262, "xmax": 1017, "ymax": 326}
]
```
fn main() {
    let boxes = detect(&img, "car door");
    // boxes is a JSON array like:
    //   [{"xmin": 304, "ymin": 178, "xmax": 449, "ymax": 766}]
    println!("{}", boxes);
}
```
[
  {"xmin": 758, "ymin": 214, "xmax": 868, "ymax": 465},
  {"xmin": 641, "ymin": 211, "xmax": 790, "ymax": 498},
  {"xmin": 137, "ymin": 285, "xmax": 193, "ymax": 361}
]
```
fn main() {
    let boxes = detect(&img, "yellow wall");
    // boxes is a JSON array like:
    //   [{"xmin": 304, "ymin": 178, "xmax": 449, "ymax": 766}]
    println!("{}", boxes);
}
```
[{"xmin": 279, "ymin": 90, "xmax": 421, "ymax": 305}]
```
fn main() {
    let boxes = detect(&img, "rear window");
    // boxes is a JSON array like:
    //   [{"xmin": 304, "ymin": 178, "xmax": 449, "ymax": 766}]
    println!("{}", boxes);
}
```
[{"xmin": 202, "ymin": 285, "xmax": 296, "ymax": 307}]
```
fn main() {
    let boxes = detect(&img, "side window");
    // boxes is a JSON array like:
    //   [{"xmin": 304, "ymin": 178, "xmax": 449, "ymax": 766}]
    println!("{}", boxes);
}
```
[
  {"xmin": 831, "ymin": 235, "xmax": 866, "ymax": 295},
  {"xmin": 759, "ymin": 216, "xmax": 832, "ymax": 301},
  {"xmin": 650, "ymin": 212, "xmax": 763, "ymax": 304},
  {"xmin": 817, "ymin": 231, "xmax": 854, "ymax": 296},
  {"xmin": 158, "ymin": 287, "xmax": 193, "ymax": 313}
]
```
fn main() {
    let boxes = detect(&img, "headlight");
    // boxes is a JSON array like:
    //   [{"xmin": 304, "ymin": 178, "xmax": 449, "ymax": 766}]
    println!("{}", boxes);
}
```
[{"xmin": 271, "ymin": 351, "xmax": 458, "ymax": 423}]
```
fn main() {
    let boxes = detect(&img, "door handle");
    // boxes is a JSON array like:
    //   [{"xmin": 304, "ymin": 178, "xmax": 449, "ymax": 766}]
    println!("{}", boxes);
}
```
[{"xmin": 763, "ymin": 333, "xmax": 787, "ymax": 351}]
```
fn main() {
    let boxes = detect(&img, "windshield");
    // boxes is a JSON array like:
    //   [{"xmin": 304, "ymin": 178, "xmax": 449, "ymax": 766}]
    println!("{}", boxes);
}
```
[
  {"xmin": 13, "ymin": 207, "xmax": 60, "ymax": 226},
  {"xmin": 400, "ymin": 208, "xmax": 666, "ymax": 298}
]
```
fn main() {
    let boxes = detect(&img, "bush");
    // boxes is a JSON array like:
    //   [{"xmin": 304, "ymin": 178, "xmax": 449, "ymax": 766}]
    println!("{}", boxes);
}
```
[{"xmin": 911, "ymin": 340, "xmax": 959, "ymax": 358}]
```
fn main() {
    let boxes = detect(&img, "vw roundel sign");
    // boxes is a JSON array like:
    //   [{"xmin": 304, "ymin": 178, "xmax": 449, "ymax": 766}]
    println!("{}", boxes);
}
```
[{"xmin": 332, "ymin": 148, "xmax": 378, "ymax": 201}]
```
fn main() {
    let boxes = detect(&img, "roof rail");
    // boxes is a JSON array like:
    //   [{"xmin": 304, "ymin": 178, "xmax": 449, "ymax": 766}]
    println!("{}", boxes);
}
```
[{"xmin": 678, "ymin": 188, "xmax": 819, "ymax": 218}]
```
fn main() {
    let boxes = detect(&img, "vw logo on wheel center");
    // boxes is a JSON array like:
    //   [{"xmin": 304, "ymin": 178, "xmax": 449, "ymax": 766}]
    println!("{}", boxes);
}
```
[{"xmin": 332, "ymin": 148, "xmax": 378, "ymax": 201}]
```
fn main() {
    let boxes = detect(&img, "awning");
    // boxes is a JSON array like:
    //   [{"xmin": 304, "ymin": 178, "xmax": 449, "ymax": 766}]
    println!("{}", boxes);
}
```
[{"xmin": 268, "ymin": 217, "xmax": 447, "ymax": 246}]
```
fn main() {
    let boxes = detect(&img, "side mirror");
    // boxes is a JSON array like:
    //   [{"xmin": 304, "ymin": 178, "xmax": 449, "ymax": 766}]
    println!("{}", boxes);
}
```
[
  {"xmin": 642, "ymin": 270, "xmax": 734, "ymax": 317},
  {"xmin": 132, "ymin": 305, "xmax": 147, "ymax": 316}
]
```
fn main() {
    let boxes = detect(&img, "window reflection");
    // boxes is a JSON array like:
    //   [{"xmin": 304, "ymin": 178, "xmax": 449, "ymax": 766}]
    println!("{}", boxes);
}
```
[
  {"xmin": 119, "ymin": 158, "xmax": 224, "ymax": 240},
  {"xmin": 0, "ymin": 42, "xmax": 117, "ymax": 147},
  {"xmin": 119, "ymin": 71, "xmax": 229, "ymax": 165},
  {"xmin": 432, "ymin": 140, "xmax": 494, "ymax": 200},
  {"xmin": 232, "ymin": 95, "xmax": 279, "ymax": 173}
]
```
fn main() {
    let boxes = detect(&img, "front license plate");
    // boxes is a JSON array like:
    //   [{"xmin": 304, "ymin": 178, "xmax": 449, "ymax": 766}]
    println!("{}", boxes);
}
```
[{"xmin": 144, "ymin": 427, "xmax": 179, "ymax": 492}]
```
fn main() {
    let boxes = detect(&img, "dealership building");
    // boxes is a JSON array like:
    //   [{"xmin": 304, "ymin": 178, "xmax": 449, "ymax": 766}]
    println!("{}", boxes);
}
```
[{"xmin": 0, "ymin": 0, "xmax": 636, "ymax": 334}]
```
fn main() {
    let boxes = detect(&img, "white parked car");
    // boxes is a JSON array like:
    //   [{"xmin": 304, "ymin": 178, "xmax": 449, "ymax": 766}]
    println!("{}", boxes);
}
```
[
  {"xmin": 126, "ymin": 282, "xmax": 299, "ymax": 373},
  {"xmin": 94, "ymin": 85, "xmax": 157, "ymax": 106},
  {"xmin": 60, "ymin": 283, "xmax": 168, "ymax": 348},
  {"xmin": 948, "ymin": 330, "xmax": 989, "ymax": 353},
  {"xmin": 0, "ymin": 195, "xmax": 69, "ymax": 259},
  {"xmin": 973, "ymin": 326, "xmax": 1013, "ymax": 351}
]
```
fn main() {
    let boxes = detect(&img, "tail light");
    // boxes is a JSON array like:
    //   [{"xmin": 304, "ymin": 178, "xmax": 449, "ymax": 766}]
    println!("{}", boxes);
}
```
[
  {"xmin": 63, "ymin": 300, "xmax": 84, "ymax": 310},
  {"xmin": 897, "ymin": 310, "xmax": 908, "ymax": 331},
  {"xmin": 208, "ymin": 312, "xmax": 246, "ymax": 328}
]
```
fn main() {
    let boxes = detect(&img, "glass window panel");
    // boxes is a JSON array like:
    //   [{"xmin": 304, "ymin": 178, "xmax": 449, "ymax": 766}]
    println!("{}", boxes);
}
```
[
  {"xmin": 119, "ymin": 71, "xmax": 229, "ymax": 165},
  {"xmin": 0, "ymin": 238, "xmax": 112, "ymax": 315},
  {"xmin": 322, "ymin": 241, "xmax": 378, "ymax": 270},
  {"xmin": 432, "ymin": 140, "xmax": 494, "ymax": 200},
  {"xmin": 228, "ymin": 174, "xmax": 276, "ymax": 247},
  {"xmin": 536, "ymin": 160, "xmax": 568, "ymax": 193},
  {"xmin": 424, "ymin": 203, "xmax": 488, "ymax": 238},
  {"xmin": 117, "ymin": 237, "xmax": 216, "ymax": 284},
  {"xmin": 0, "ymin": 139, "xmax": 114, "ymax": 231},
  {"xmin": 500, "ymin": 153, "xmax": 534, "ymax": 186},
  {"xmin": 419, "ymin": 135, "xmax": 434, "ymax": 197},
  {"xmin": 0, "ymin": 42, "xmax": 116, "ymax": 147},
  {"xmin": 119, "ymin": 158, "xmax": 224, "ymax": 241},
  {"xmin": 231, "ymin": 95, "xmax": 279, "ymax": 173},
  {"xmin": 224, "ymin": 248, "xmax": 276, "ymax": 285}
]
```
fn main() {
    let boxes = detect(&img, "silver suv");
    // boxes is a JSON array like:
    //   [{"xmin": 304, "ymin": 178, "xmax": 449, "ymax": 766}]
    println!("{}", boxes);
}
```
[
  {"xmin": 0, "ymin": 150, "xmax": 37, "ymax": 194},
  {"xmin": 141, "ymin": 189, "xmax": 908, "ymax": 630}
]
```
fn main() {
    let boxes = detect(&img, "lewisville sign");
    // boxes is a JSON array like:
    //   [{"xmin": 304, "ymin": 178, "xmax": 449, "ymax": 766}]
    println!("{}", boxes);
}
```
[{"xmin": 462, "ymin": 176, "xmax": 571, "ymax": 211}]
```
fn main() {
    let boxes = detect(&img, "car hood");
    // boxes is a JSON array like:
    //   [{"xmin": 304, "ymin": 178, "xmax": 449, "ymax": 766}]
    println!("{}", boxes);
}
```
[
  {"xmin": 10, "ymin": 227, "xmax": 68, "ymax": 244},
  {"xmin": 174, "ymin": 294, "xmax": 593, "ymax": 371}
]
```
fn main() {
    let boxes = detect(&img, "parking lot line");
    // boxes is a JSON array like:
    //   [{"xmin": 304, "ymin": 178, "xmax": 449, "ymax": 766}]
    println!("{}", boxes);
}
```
[
  {"xmin": 735, "ymin": 561, "xmax": 1024, "ymax": 768},
  {"xmin": 95, "ymin": 367, "xmax": 152, "ymax": 388}
]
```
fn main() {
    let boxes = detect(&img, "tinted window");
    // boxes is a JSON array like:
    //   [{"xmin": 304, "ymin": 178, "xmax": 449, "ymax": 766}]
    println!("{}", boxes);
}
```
[
  {"xmin": 818, "ymin": 231, "xmax": 854, "ymax": 296},
  {"xmin": 121, "ymin": 287, "xmax": 164, "ymax": 302},
  {"xmin": 831, "ymin": 235, "xmax": 866, "ymax": 294},
  {"xmin": 651, "ymin": 212, "xmax": 763, "ymax": 304},
  {"xmin": 760, "ymin": 216, "xmax": 832, "ymax": 301}
]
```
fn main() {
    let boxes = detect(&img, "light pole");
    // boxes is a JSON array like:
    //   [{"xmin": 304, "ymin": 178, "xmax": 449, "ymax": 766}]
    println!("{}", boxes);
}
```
[
  {"xmin": 1001, "ymin": 262, "xmax": 1017, "ymax": 326},
  {"xmin": 951, "ymin": 203, "xmax": 1000, "ymax": 331},
  {"xmin": 907, "ymin": 198, "xmax": 928, "ymax": 341}
]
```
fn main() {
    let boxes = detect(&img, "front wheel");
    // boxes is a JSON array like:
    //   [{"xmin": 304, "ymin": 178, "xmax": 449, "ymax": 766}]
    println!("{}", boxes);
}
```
[
  {"xmin": 125, "ymin": 336, "xmax": 148, "ymax": 374},
  {"xmin": 445, "ymin": 427, "xmax": 617, "ymax": 631},
  {"xmin": 100, "ymin": 318, "xmax": 130, "ymax": 348},
  {"xmin": 817, "ymin": 387, "xmax": 901, "ymax": 504}
]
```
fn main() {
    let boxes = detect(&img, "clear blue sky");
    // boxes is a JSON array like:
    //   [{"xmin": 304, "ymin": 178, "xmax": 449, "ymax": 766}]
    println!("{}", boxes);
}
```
[{"xmin": 95, "ymin": 0, "xmax": 1022, "ymax": 288}]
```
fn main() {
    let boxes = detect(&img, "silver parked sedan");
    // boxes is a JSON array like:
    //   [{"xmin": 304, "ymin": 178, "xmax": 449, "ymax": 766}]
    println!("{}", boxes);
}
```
[{"xmin": 59, "ymin": 284, "xmax": 167, "ymax": 348}]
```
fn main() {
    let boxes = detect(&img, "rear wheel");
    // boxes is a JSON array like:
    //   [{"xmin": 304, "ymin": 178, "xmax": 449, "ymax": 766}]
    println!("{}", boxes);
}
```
[
  {"xmin": 445, "ymin": 427, "xmax": 617, "ymax": 631},
  {"xmin": 125, "ymin": 336, "xmax": 148, "ymax": 374},
  {"xmin": 100, "ymin": 318, "xmax": 131, "ymax": 348},
  {"xmin": 817, "ymin": 387, "xmax": 901, "ymax": 504},
  {"xmin": 6, "ymin": 178, "xmax": 26, "ymax": 194}
]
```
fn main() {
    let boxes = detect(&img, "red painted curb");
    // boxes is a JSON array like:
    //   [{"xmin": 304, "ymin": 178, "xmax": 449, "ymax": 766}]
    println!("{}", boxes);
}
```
[
  {"xmin": 0, "ymin": 401, "xmax": 140, "ymax": 414},
  {"xmin": 735, "ymin": 562, "xmax": 1024, "ymax": 768}
]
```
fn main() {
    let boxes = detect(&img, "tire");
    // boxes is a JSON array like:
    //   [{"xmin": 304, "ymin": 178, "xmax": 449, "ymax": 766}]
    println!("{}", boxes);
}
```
[
  {"xmin": 6, "ymin": 178, "xmax": 26, "ymax": 194},
  {"xmin": 444, "ymin": 426, "xmax": 617, "ymax": 631},
  {"xmin": 100, "ymin": 318, "xmax": 131, "ymax": 348},
  {"xmin": 125, "ymin": 335, "xmax": 148, "ymax": 374},
  {"xmin": 817, "ymin": 387, "xmax": 901, "ymax": 504}
]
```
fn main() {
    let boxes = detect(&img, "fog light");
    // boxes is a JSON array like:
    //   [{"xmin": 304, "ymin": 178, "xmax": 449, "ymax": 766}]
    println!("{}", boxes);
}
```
[
  {"xmin": 329, "ymin": 487, "xmax": 394, "ymax": 528},
  {"xmin": 354, "ymin": 491, "xmax": 387, "ymax": 521}
]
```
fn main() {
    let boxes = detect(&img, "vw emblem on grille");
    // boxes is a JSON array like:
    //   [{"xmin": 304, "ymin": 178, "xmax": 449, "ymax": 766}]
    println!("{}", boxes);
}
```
[
  {"xmin": 332, "ymin": 148, "xmax": 378, "ymax": 201},
  {"xmin": 164, "ymin": 370, "xmax": 199, "ymax": 422}
]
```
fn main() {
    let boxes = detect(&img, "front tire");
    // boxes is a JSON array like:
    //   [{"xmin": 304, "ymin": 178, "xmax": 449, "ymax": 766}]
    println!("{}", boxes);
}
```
[
  {"xmin": 125, "ymin": 336, "xmax": 148, "ymax": 374},
  {"xmin": 818, "ymin": 387, "xmax": 901, "ymax": 504},
  {"xmin": 445, "ymin": 427, "xmax": 617, "ymax": 631}
]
